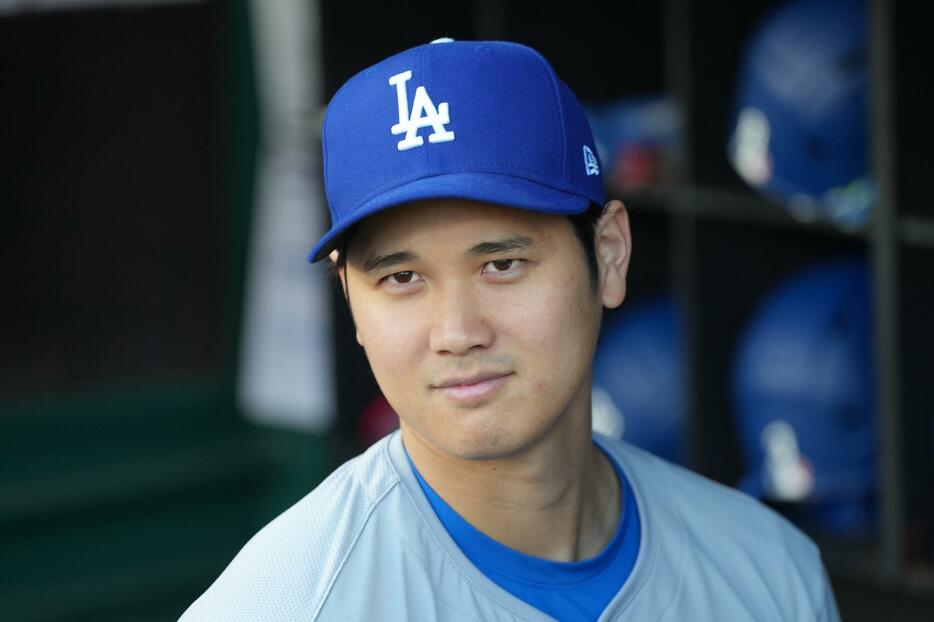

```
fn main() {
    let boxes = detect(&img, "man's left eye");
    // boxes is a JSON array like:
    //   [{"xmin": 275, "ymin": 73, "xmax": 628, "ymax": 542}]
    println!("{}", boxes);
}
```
[{"xmin": 483, "ymin": 259, "xmax": 522, "ymax": 274}]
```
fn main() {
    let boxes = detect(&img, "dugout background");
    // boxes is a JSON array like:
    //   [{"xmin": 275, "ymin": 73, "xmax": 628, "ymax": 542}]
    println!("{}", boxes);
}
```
[{"xmin": 1, "ymin": 0, "xmax": 932, "ymax": 620}]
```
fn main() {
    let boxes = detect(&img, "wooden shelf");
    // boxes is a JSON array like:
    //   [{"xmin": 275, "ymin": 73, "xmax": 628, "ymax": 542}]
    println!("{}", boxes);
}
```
[
  {"xmin": 622, "ymin": 185, "xmax": 934, "ymax": 252},
  {"xmin": 618, "ymin": 184, "xmax": 870, "ymax": 242}
]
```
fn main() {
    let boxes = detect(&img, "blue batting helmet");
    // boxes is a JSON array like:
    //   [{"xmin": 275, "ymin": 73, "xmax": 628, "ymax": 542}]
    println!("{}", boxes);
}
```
[
  {"xmin": 592, "ymin": 295, "xmax": 688, "ymax": 465},
  {"xmin": 728, "ymin": 0, "xmax": 873, "ymax": 226},
  {"xmin": 733, "ymin": 257, "xmax": 876, "ymax": 536}
]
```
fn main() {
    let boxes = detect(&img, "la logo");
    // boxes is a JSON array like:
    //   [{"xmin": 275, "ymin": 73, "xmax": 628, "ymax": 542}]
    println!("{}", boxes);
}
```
[{"xmin": 389, "ymin": 70, "xmax": 455, "ymax": 151}]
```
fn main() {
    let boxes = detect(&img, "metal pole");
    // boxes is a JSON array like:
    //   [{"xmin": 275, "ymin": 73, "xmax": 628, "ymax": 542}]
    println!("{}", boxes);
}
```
[
  {"xmin": 664, "ymin": 0, "xmax": 703, "ymax": 472},
  {"xmin": 869, "ymin": 0, "xmax": 904, "ymax": 587}
]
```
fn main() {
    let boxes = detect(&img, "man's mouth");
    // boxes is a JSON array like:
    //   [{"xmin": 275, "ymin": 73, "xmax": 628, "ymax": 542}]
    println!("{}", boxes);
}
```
[{"xmin": 432, "ymin": 372, "xmax": 513, "ymax": 403}]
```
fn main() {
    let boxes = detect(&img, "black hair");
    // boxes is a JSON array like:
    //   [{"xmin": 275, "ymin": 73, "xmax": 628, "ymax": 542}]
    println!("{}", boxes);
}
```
[
  {"xmin": 331, "ymin": 202, "xmax": 605, "ymax": 295},
  {"xmin": 567, "ymin": 202, "xmax": 604, "ymax": 292}
]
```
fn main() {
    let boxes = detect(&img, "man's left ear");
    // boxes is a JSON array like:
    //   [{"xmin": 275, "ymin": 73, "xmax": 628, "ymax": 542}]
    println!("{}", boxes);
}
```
[{"xmin": 596, "ymin": 200, "xmax": 631, "ymax": 309}]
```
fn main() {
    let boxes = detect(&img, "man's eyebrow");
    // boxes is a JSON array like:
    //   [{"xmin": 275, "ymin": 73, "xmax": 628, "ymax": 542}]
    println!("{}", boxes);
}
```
[
  {"xmin": 362, "ymin": 251, "xmax": 418, "ymax": 272},
  {"xmin": 467, "ymin": 235, "xmax": 535, "ymax": 256}
]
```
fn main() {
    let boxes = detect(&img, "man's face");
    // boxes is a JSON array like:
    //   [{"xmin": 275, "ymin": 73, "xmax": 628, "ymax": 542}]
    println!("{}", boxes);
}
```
[{"xmin": 342, "ymin": 199, "xmax": 606, "ymax": 461}]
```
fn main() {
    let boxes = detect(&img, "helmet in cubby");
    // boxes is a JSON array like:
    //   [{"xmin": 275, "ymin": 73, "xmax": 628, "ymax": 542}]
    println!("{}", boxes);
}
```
[
  {"xmin": 732, "ymin": 257, "xmax": 876, "ymax": 536},
  {"xmin": 592, "ymin": 295, "xmax": 688, "ymax": 465},
  {"xmin": 728, "ymin": 0, "xmax": 873, "ymax": 226}
]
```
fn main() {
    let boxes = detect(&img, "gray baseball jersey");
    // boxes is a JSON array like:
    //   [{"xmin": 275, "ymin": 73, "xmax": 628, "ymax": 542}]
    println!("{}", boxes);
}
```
[{"xmin": 181, "ymin": 432, "xmax": 840, "ymax": 621}]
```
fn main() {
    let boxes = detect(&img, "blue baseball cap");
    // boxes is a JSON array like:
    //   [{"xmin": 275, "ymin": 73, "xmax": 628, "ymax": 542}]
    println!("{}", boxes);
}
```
[{"xmin": 307, "ymin": 39, "xmax": 605, "ymax": 262}]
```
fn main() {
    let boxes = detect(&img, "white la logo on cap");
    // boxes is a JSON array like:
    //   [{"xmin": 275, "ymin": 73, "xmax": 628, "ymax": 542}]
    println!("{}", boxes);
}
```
[{"xmin": 389, "ymin": 70, "xmax": 455, "ymax": 151}]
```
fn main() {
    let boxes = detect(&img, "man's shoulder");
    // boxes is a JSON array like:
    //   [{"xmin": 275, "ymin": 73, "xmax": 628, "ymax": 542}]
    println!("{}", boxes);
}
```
[
  {"xmin": 179, "ymin": 435, "xmax": 404, "ymax": 622},
  {"xmin": 601, "ymin": 436, "xmax": 837, "ymax": 619},
  {"xmin": 604, "ymin": 434, "xmax": 817, "ymax": 553}
]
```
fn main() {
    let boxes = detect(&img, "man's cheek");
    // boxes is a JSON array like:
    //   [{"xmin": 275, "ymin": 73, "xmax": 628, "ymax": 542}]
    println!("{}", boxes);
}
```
[{"xmin": 364, "ymin": 323, "xmax": 424, "ymax": 382}]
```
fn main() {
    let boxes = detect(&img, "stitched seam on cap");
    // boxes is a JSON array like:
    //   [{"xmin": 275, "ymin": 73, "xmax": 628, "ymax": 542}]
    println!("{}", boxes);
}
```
[
  {"xmin": 344, "ymin": 170, "xmax": 586, "ymax": 218},
  {"xmin": 345, "ymin": 153, "xmax": 581, "ymax": 213},
  {"xmin": 321, "ymin": 61, "xmax": 370, "ymax": 210},
  {"xmin": 419, "ymin": 45, "xmax": 433, "ymax": 175},
  {"xmin": 321, "ymin": 103, "xmax": 332, "ymax": 212},
  {"xmin": 527, "ymin": 46, "xmax": 568, "ymax": 190}
]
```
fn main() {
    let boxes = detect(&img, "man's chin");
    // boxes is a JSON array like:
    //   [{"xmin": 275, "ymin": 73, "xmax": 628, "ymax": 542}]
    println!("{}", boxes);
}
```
[{"xmin": 444, "ymin": 428, "xmax": 543, "ymax": 462}]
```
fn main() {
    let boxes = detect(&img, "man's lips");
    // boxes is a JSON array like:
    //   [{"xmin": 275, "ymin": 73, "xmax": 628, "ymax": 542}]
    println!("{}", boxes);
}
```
[
  {"xmin": 432, "ymin": 372, "xmax": 512, "ymax": 403},
  {"xmin": 433, "ymin": 371, "xmax": 512, "ymax": 389}
]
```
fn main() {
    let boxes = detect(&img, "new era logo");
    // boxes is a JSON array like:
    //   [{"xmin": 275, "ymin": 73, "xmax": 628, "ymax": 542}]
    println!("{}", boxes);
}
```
[
  {"xmin": 583, "ymin": 145, "xmax": 600, "ymax": 176},
  {"xmin": 389, "ymin": 70, "xmax": 455, "ymax": 151}
]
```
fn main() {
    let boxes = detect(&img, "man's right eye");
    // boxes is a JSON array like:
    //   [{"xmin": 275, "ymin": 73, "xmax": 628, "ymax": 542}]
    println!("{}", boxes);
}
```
[{"xmin": 381, "ymin": 271, "xmax": 422, "ymax": 286}]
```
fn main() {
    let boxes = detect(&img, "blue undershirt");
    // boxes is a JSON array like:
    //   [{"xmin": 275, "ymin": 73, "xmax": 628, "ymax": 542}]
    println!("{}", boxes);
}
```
[{"xmin": 405, "ymin": 445, "xmax": 641, "ymax": 621}]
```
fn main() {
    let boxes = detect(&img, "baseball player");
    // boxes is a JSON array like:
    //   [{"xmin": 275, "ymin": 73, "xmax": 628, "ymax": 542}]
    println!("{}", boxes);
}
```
[{"xmin": 181, "ymin": 39, "xmax": 840, "ymax": 621}]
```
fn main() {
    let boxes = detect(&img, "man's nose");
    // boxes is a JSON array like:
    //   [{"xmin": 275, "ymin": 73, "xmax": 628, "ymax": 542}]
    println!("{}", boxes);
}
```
[{"xmin": 428, "ymin": 284, "xmax": 495, "ymax": 355}]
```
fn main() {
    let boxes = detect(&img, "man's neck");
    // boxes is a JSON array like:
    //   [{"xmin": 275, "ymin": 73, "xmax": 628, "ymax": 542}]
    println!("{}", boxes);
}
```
[{"xmin": 401, "ymin": 418, "xmax": 621, "ymax": 562}]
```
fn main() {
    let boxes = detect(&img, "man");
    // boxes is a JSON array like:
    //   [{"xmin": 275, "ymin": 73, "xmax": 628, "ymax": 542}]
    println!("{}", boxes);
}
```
[{"xmin": 182, "ymin": 39, "xmax": 840, "ymax": 621}]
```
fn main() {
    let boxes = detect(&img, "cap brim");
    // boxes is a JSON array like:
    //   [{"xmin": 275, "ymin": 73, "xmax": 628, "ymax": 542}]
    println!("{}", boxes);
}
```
[{"xmin": 307, "ymin": 172, "xmax": 594, "ymax": 262}]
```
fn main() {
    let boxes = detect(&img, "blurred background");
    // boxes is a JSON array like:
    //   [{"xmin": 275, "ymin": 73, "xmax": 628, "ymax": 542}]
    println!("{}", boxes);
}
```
[{"xmin": 1, "ymin": 0, "xmax": 932, "ymax": 620}]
